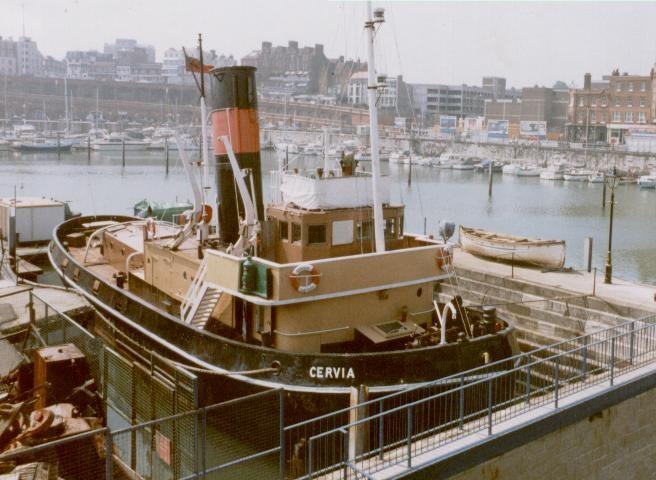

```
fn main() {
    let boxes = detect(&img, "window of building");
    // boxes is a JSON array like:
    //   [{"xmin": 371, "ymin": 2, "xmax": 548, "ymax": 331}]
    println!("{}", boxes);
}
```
[
  {"xmin": 628, "ymin": 82, "xmax": 634, "ymax": 92},
  {"xmin": 640, "ymin": 96, "xmax": 646, "ymax": 108},
  {"xmin": 639, "ymin": 112, "xmax": 646, "ymax": 123},
  {"xmin": 625, "ymin": 111, "xmax": 633, "ymax": 123},
  {"xmin": 641, "ymin": 81, "xmax": 647, "ymax": 92},
  {"xmin": 612, "ymin": 111, "xmax": 620, "ymax": 122},
  {"xmin": 307, "ymin": 224, "xmax": 327, "ymax": 245},
  {"xmin": 591, "ymin": 96, "xmax": 597, "ymax": 107},
  {"xmin": 590, "ymin": 111, "xmax": 596, "ymax": 123},
  {"xmin": 577, "ymin": 111, "xmax": 584, "ymax": 123},
  {"xmin": 578, "ymin": 96, "xmax": 584, "ymax": 107},
  {"xmin": 615, "ymin": 97, "xmax": 621, "ymax": 107},
  {"xmin": 279, "ymin": 221, "xmax": 289, "ymax": 241},
  {"xmin": 291, "ymin": 223, "xmax": 302, "ymax": 243},
  {"xmin": 616, "ymin": 83, "xmax": 622, "ymax": 92},
  {"xmin": 627, "ymin": 97, "xmax": 633, "ymax": 108},
  {"xmin": 601, "ymin": 96, "xmax": 608, "ymax": 107},
  {"xmin": 600, "ymin": 113, "xmax": 606, "ymax": 124},
  {"xmin": 385, "ymin": 218, "xmax": 396, "ymax": 239}
]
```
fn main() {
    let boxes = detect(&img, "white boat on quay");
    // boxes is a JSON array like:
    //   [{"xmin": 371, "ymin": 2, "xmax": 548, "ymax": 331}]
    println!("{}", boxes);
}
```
[{"xmin": 460, "ymin": 225, "xmax": 566, "ymax": 269}]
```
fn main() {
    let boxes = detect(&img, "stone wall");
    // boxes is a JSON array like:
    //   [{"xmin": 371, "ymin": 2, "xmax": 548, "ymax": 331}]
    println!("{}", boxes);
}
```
[{"xmin": 449, "ymin": 386, "xmax": 656, "ymax": 480}]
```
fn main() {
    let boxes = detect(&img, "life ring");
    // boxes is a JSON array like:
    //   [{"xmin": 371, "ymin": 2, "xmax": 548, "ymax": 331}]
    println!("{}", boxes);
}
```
[
  {"xmin": 289, "ymin": 263, "xmax": 321, "ymax": 293},
  {"xmin": 435, "ymin": 246, "xmax": 452, "ymax": 270},
  {"xmin": 196, "ymin": 204, "xmax": 213, "ymax": 224}
]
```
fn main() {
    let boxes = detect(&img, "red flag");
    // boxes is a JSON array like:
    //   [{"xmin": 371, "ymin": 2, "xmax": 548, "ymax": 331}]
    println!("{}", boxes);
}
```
[{"xmin": 183, "ymin": 48, "xmax": 213, "ymax": 73}]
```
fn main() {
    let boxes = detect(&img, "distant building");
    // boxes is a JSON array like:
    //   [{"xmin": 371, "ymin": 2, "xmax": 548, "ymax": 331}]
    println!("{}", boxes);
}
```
[
  {"xmin": 567, "ymin": 70, "xmax": 652, "ymax": 144},
  {"xmin": 65, "ymin": 50, "xmax": 114, "ymax": 80},
  {"xmin": 42, "ymin": 56, "xmax": 66, "ymax": 78},
  {"xmin": 347, "ymin": 72, "xmax": 401, "ymax": 110},
  {"xmin": 104, "ymin": 39, "xmax": 155, "ymax": 63},
  {"xmin": 484, "ymin": 84, "xmax": 569, "ymax": 138},
  {"xmin": 16, "ymin": 37, "xmax": 43, "ymax": 76},
  {"xmin": 482, "ymin": 77, "xmax": 506, "ymax": 100},
  {"xmin": 412, "ymin": 83, "xmax": 493, "ymax": 126},
  {"xmin": 242, "ymin": 40, "xmax": 364, "ymax": 96},
  {"xmin": 0, "ymin": 36, "xmax": 17, "ymax": 76},
  {"xmin": 163, "ymin": 47, "xmax": 235, "ymax": 85}
]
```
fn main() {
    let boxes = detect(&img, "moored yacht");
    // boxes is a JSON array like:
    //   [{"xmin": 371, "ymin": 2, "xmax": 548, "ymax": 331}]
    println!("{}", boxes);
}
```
[{"xmin": 91, "ymin": 133, "xmax": 150, "ymax": 151}]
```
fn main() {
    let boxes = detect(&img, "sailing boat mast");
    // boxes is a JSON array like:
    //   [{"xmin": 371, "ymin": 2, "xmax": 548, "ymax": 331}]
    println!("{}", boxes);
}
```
[
  {"xmin": 64, "ymin": 76, "xmax": 69, "ymax": 134},
  {"xmin": 365, "ymin": 2, "xmax": 386, "ymax": 253}
]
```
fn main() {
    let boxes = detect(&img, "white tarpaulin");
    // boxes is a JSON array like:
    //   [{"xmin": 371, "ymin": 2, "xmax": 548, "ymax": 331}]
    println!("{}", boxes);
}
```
[{"xmin": 280, "ymin": 173, "xmax": 391, "ymax": 210}]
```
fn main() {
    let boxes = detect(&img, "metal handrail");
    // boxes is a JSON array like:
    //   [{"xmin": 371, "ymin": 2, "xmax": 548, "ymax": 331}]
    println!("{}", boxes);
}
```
[
  {"xmin": 284, "ymin": 315, "xmax": 648, "ymax": 433},
  {"xmin": 303, "ymin": 320, "xmax": 656, "ymax": 478}
]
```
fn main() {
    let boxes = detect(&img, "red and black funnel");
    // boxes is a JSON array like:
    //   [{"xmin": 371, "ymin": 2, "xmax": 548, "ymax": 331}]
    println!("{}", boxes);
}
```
[{"xmin": 209, "ymin": 66, "xmax": 264, "ymax": 245}]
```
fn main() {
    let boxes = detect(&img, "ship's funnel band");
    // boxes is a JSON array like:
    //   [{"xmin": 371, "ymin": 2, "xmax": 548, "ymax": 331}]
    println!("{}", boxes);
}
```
[{"xmin": 211, "ymin": 109, "xmax": 260, "ymax": 155}]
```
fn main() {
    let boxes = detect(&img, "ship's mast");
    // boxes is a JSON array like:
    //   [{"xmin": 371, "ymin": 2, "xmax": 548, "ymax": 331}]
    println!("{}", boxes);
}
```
[
  {"xmin": 198, "ymin": 34, "xmax": 211, "ymax": 243},
  {"xmin": 365, "ymin": 2, "xmax": 386, "ymax": 253}
]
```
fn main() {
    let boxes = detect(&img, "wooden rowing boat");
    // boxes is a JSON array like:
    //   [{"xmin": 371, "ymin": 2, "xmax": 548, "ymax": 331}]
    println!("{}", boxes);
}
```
[{"xmin": 459, "ymin": 226, "xmax": 566, "ymax": 269}]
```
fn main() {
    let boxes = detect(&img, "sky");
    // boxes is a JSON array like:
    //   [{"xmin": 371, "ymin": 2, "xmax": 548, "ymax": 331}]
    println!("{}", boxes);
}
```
[{"xmin": 1, "ymin": 1, "xmax": 655, "ymax": 89}]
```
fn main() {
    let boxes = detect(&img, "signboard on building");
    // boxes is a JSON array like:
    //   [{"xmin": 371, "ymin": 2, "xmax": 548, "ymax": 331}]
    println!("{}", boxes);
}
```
[
  {"xmin": 463, "ymin": 117, "xmax": 484, "ymax": 133},
  {"xmin": 520, "ymin": 121, "xmax": 547, "ymax": 139},
  {"xmin": 487, "ymin": 120, "xmax": 509, "ymax": 139},
  {"xmin": 439, "ymin": 115, "xmax": 457, "ymax": 135}
]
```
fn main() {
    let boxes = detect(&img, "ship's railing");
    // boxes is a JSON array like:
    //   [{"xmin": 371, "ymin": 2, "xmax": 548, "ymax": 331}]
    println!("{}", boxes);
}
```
[{"xmin": 290, "ymin": 315, "xmax": 656, "ymax": 479}]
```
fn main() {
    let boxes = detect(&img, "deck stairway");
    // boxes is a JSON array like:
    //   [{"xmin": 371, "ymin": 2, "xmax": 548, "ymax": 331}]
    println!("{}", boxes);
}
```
[
  {"xmin": 180, "ymin": 259, "xmax": 222, "ymax": 329},
  {"xmin": 436, "ymin": 266, "xmax": 654, "ymax": 390}
]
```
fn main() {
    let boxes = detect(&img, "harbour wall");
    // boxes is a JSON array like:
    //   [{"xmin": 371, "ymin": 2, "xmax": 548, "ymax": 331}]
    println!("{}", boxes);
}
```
[{"xmin": 425, "ymin": 375, "xmax": 656, "ymax": 480}]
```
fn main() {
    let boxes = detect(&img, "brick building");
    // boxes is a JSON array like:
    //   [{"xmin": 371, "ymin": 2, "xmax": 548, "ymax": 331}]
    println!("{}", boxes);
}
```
[{"xmin": 567, "ymin": 70, "xmax": 653, "ymax": 144}]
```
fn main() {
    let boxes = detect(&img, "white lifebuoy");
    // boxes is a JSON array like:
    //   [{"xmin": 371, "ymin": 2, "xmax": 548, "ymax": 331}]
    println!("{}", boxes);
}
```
[{"xmin": 289, "ymin": 263, "xmax": 321, "ymax": 293}]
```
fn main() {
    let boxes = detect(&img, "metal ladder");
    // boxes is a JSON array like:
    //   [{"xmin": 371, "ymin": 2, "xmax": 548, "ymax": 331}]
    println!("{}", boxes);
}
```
[{"xmin": 180, "ymin": 259, "xmax": 222, "ymax": 329}]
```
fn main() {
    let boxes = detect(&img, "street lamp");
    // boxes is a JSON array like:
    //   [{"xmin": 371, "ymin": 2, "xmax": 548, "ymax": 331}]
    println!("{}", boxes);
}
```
[{"xmin": 604, "ymin": 166, "xmax": 618, "ymax": 284}]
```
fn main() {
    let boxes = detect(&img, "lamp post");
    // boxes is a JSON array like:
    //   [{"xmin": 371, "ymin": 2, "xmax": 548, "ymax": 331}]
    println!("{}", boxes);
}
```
[{"xmin": 604, "ymin": 166, "xmax": 618, "ymax": 284}]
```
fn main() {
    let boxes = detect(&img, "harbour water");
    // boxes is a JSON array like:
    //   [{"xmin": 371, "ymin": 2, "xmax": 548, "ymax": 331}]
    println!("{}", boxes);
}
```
[{"xmin": 2, "ymin": 149, "xmax": 655, "ymax": 284}]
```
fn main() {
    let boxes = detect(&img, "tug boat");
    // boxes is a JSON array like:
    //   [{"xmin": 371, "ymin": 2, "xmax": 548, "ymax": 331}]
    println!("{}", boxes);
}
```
[{"xmin": 49, "ymin": 22, "xmax": 518, "ymax": 419}]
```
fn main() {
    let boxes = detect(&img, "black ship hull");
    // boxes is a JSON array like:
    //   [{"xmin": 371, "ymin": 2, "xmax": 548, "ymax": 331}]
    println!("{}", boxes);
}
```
[{"xmin": 49, "ymin": 215, "xmax": 519, "ymax": 418}]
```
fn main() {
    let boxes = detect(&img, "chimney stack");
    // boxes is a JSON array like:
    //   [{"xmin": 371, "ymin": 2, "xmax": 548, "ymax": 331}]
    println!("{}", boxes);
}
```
[
  {"xmin": 209, "ymin": 66, "xmax": 264, "ymax": 246},
  {"xmin": 584, "ymin": 73, "xmax": 591, "ymax": 90}
]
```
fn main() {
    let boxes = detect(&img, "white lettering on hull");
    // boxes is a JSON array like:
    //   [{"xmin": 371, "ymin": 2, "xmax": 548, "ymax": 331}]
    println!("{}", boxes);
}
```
[{"xmin": 309, "ymin": 366, "xmax": 355, "ymax": 380}]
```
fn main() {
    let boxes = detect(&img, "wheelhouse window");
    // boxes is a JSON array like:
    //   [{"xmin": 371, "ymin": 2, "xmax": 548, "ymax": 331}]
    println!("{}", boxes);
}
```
[
  {"xmin": 291, "ymin": 223, "xmax": 302, "ymax": 243},
  {"xmin": 357, "ymin": 221, "xmax": 372, "ymax": 240},
  {"xmin": 307, "ymin": 224, "xmax": 327, "ymax": 245},
  {"xmin": 279, "ymin": 221, "xmax": 289, "ymax": 241},
  {"xmin": 385, "ymin": 218, "xmax": 397, "ymax": 239}
]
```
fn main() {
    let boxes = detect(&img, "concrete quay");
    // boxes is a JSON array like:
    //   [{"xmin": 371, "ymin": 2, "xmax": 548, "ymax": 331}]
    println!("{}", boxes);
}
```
[{"xmin": 452, "ymin": 248, "xmax": 656, "ymax": 315}]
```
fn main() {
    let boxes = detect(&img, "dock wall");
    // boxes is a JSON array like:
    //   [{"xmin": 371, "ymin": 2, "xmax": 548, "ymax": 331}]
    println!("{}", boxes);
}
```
[{"xmin": 404, "ymin": 364, "xmax": 656, "ymax": 480}]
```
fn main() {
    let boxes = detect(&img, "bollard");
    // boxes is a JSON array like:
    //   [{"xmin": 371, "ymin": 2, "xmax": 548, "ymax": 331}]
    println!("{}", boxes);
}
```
[{"xmin": 584, "ymin": 237, "xmax": 593, "ymax": 273}]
